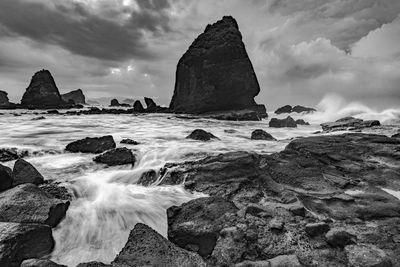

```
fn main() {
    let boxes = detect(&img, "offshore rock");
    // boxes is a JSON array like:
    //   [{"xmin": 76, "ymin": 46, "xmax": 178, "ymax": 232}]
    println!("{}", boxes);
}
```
[
  {"xmin": 0, "ymin": 90, "xmax": 11, "ymax": 107},
  {"xmin": 251, "ymin": 129, "xmax": 275, "ymax": 140},
  {"xmin": 110, "ymin": 99, "xmax": 120, "ymax": 107},
  {"xmin": 66, "ymin": 136, "xmax": 116, "ymax": 154},
  {"xmin": 269, "ymin": 116, "xmax": 297, "ymax": 128},
  {"xmin": 61, "ymin": 89, "xmax": 86, "ymax": 105},
  {"xmin": 21, "ymin": 70, "xmax": 67, "ymax": 109},
  {"xmin": 186, "ymin": 129, "xmax": 218, "ymax": 141},
  {"xmin": 274, "ymin": 105, "xmax": 292, "ymax": 114},
  {"xmin": 144, "ymin": 97, "xmax": 157, "ymax": 110},
  {"xmin": 133, "ymin": 100, "xmax": 144, "ymax": 112},
  {"xmin": 169, "ymin": 16, "xmax": 266, "ymax": 117},
  {"xmin": 321, "ymin": 116, "xmax": 380, "ymax": 132},
  {"xmin": 274, "ymin": 105, "xmax": 315, "ymax": 114}
]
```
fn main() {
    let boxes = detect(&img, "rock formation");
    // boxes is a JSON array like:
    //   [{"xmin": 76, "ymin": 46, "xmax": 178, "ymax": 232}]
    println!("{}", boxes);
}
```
[
  {"xmin": 133, "ymin": 100, "xmax": 144, "ymax": 112},
  {"xmin": 251, "ymin": 129, "xmax": 275, "ymax": 140},
  {"xmin": 93, "ymin": 148, "xmax": 136, "ymax": 166},
  {"xmin": 321, "ymin": 117, "xmax": 380, "ymax": 132},
  {"xmin": 65, "ymin": 136, "xmax": 116, "ymax": 154},
  {"xmin": 275, "ymin": 105, "xmax": 316, "ymax": 114},
  {"xmin": 21, "ymin": 70, "xmax": 67, "ymax": 108},
  {"xmin": 0, "ymin": 90, "xmax": 10, "ymax": 106},
  {"xmin": 269, "ymin": 116, "xmax": 297, "ymax": 128},
  {"xmin": 169, "ymin": 16, "xmax": 266, "ymax": 117},
  {"xmin": 61, "ymin": 89, "xmax": 86, "ymax": 105}
]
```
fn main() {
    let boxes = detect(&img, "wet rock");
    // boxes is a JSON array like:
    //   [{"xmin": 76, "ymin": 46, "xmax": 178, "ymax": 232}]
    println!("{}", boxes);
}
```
[
  {"xmin": 66, "ymin": 136, "xmax": 116, "ymax": 153},
  {"xmin": 133, "ymin": 100, "xmax": 144, "ymax": 112},
  {"xmin": 295, "ymin": 119, "xmax": 310, "ymax": 125},
  {"xmin": 137, "ymin": 170, "xmax": 158, "ymax": 186},
  {"xmin": 93, "ymin": 148, "xmax": 136, "ymax": 166},
  {"xmin": 21, "ymin": 259, "xmax": 67, "ymax": 267},
  {"xmin": 61, "ymin": 89, "xmax": 86, "ymax": 105},
  {"xmin": 39, "ymin": 183, "xmax": 72, "ymax": 201},
  {"xmin": 345, "ymin": 244, "xmax": 392, "ymax": 267},
  {"xmin": 12, "ymin": 159, "xmax": 44, "ymax": 186},
  {"xmin": 326, "ymin": 229, "xmax": 356, "ymax": 248},
  {"xmin": 21, "ymin": 70, "xmax": 67, "ymax": 109},
  {"xmin": 0, "ymin": 222, "xmax": 54, "ymax": 267},
  {"xmin": 251, "ymin": 129, "xmax": 275, "ymax": 140},
  {"xmin": 269, "ymin": 116, "xmax": 297, "ymax": 128},
  {"xmin": 305, "ymin": 222, "xmax": 330, "ymax": 237},
  {"xmin": 204, "ymin": 109, "xmax": 264, "ymax": 121},
  {"xmin": 274, "ymin": 105, "xmax": 292, "ymax": 114},
  {"xmin": 0, "ymin": 164, "xmax": 12, "ymax": 192},
  {"xmin": 235, "ymin": 255, "xmax": 301, "ymax": 267},
  {"xmin": 169, "ymin": 16, "xmax": 266, "ymax": 117},
  {"xmin": 321, "ymin": 117, "xmax": 380, "ymax": 132},
  {"xmin": 0, "ymin": 148, "xmax": 28, "ymax": 162},
  {"xmin": 292, "ymin": 105, "xmax": 316, "ymax": 113},
  {"xmin": 211, "ymin": 226, "xmax": 247, "ymax": 266},
  {"xmin": 0, "ymin": 183, "xmax": 70, "ymax": 227},
  {"xmin": 112, "ymin": 223, "xmax": 206, "ymax": 267},
  {"xmin": 186, "ymin": 129, "xmax": 218, "ymax": 141},
  {"xmin": 120, "ymin": 139, "xmax": 140, "ymax": 145},
  {"xmin": 167, "ymin": 197, "xmax": 238, "ymax": 257},
  {"xmin": 76, "ymin": 262, "xmax": 110, "ymax": 267}
]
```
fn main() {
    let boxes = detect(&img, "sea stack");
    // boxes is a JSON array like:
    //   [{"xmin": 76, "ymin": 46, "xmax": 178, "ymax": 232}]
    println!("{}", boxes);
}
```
[
  {"xmin": 169, "ymin": 16, "xmax": 266, "ymax": 117},
  {"xmin": 21, "ymin": 69, "xmax": 66, "ymax": 108},
  {"xmin": 0, "ymin": 90, "xmax": 10, "ymax": 107},
  {"xmin": 61, "ymin": 89, "xmax": 86, "ymax": 105}
]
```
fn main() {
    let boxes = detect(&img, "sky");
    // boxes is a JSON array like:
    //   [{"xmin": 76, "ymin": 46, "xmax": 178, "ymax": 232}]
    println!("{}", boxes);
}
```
[{"xmin": 0, "ymin": 0, "xmax": 399, "ymax": 110}]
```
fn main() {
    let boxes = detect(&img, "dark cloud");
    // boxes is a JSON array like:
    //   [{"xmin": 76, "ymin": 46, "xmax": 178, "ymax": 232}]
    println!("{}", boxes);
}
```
[{"xmin": 0, "ymin": 0, "xmax": 172, "ymax": 61}]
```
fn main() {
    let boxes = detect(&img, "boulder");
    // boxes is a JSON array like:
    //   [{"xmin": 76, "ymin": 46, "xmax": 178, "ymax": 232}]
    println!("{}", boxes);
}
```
[
  {"xmin": 0, "ymin": 148, "xmax": 28, "ymax": 162},
  {"xmin": 21, "ymin": 259, "xmax": 67, "ymax": 267},
  {"xmin": 274, "ymin": 105, "xmax": 292, "ymax": 114},
  {"xmin": 345, "ymin": 244, "xmax": 392, "ymax": 267},
  {"xmin": 0, "ymin": 164, "xmax": 12, "ymax": 192},
  {"xmin": 65, "ymin": 136, "xmax": 116, "ymax": 153},
  {"xmin": 93, "ymin": 148, "xmax": 136, "ymax": 166},
  {"xmin": 251, "ymin": 129, "xmax": 275, "ymax": 140},
  {"xmin": 167, "ymin": 197, "xmax": 238, "ymax": 257},
  {"xmin": 21, "ymin": 70, "xmax": 67, "ymax": 109},
  {"xmin": 133, "ymin": 100, "xmax": 144, "ymax": 112},
  {"xmin": 321, "ymin": 117, "xmax": 380, "ymax": 132},
  {"xmin": 269, "ymin": 116, "xmax": 297, "ymax": 128},
  {"xmin": 120, "ymin": 139, "xmax": 140, "ymax": 145},
  {"xmin": 169, "ymin": 16, "xmax": 266, "ymax": 117},
  {"xmin": 295, "ymin": 119, "xmax": 310, "ymax": 125},
  {"xmin": 12, "ymin": 159, "xmax": 44, "ymax": 186},
  {"xmin": 325, "ymin": 229, "xmax": 356, "ymax": 248},
  {"xmin": 0, "ymin": 183, "xmax": 69, "ymax": 227},
  {"xmin": 292, "ymin": 105, "xmax": 316, "ymax": 113},
  {"xmin": 111, "ymin": 223, "xmax": 206, "ymax": 267},
  {"xmin": 305, "ymin": 222, "xmax": 330, "ymax": 237},
  {"xmin": 0, "ymin": 222, "xmax": 54, "ymax": 267},
  {"xmin": 110, "ymin": 99, "xmax": 120, "ymax": 107},
  {"xmin": 186, "ymin": 129, "xmax": 218, "ymax": 141},
  {"xmin": 61, "ymin": 89, "xmax": 86, "ymax": 105}
]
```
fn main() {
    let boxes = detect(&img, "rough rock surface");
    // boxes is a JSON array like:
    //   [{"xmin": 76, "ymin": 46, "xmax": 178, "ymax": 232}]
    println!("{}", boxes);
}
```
[
  {"xmin": 0, "ymin": 222, "xmax": 54, "ymax": 267},
  {"xmin": 0, "ymin": 148, "xmax": 28, "ymax": 162},
  {"xmin": 251, "ymin": 129, "xmax": 275, "ymax": 140},
  {"xmin": 112, "ymin": 223, "xmax": 206, "ymax": 267},
  {"xmin": 61, "ymin": 89, "xmax": 86, "ymax": 105},
  {"xmin": 321, "ymin": 117, "xmax": 380, "ymax": 132},
  {"xmin": 0, "ymin": 184, "xmax": 70, "ymax": 227},
  {"xmin": 326, "ymin": 229, "xmax": 356, "ymax": 248},
  {"xmin": 269, "ymin": 116, "xmax": 297, "ymax": 128},
  {"xmin": 12, "ymin": 159, "xmax": 45, "ymax": 186},
  {"xmin": 345, "ymin": 244, "xmax": 392, "ymax": 267},
  {"xmin": 93, "ymin": 148, "xmax": 136, "ymax": 166},
  {"xmin": 66, "ymin": 136, "xmax": 116, "ymax": 153},
  {"xmin": 21, "ymin": 259, "xmax": 67, "ymax": 267},
  {"xmin": 274, "ymin": 105, "xmax": 292, "ymax": 114},
  {"xmin": 0, "ymin": 164, "xmax": 12, "ymax": 192},
  {"xmin": 133, "ymin": 100, "xmax": 144, "ymax": 112},
  {"xmin": 169, "ymin": 16, "xmax": 265, "ymax": 117},
  {"xmin": 186, "ymin": 129, "xmax": 218, "ymax": 141},
  {"xmin": 21, "ymin": 70, "xmax": 66, "ymax": 108}
]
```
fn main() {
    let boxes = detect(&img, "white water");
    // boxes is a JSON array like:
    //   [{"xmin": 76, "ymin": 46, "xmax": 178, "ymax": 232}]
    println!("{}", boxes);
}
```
[{"xmin": 0, "ymin": 98, "xmax": 398, "ymax": 266}]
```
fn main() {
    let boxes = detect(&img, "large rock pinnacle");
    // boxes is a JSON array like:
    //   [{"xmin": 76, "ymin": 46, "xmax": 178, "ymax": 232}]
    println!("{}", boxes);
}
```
[{"xmin": 169, "ymin": 16, "xmax": 266, "ymax": 116}]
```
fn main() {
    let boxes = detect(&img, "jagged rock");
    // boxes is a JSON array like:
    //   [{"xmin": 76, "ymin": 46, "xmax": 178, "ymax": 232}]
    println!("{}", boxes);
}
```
[
  {"xmin": 144, "ymin": 97, "xmax": 157, "ymax": 110},
  {"xmin": 167, "ymin": 197, "xmax": 238, "ymax": 257},
  {"xmin": 295, "ymin": 119, "xmax": 310, "ymax": 125},
  {"xmin": 61, "ymin": 89, "xmax": 86, "ymax": 105},
  {"xmin": 65, "ymin": 136, "xmax": 116, "ymax": 153},
  {"xmin": 269, "ymin": 116, "xmax": 297, "ymax": 128},
  {"xmin": 345, "ymin": 244, "xmax": 392, "ymax": 267},
  {"xmin": 21, "ymin": 70, "xmax": 67, "ymax": 108},
  {"xmin": 112, "ymin": 223, "xmax": 206, "ymax": 267},
  {"xmin": 305, "ymin": 222, "xmax": 330, "ymax": 237},
  {"xmin": 204, "ymin": 109, "xmax": 263, "ymax": 121},
  {"xmin": 186, "ymin": 129, "xmax": 218, "ymax": 141},
  {"xmin": 137, "ymin": 170, "xmax": 158, "ymax": 186},
  {"xmin": 251, "ymin": 129, "xmax": 275, "ymax": 140},
  {"xmin": 0, "ymin": 90, "xmax": 10, "ymax": 107},
  {"xmin": 133, "ymin": 100, "xmax": 144, "ymax": 112},
  {"xmin": 321, "ymin": 117, "xmax": 380, "ymax": 132},
  {"xmin": 0, "ymin": 184, "xmax": 69, "ymax": 227},
  {"xmin": 12, "ymin": 159, "xmax": 44, "ymax": 186},
  {"xmin": 274, "ymin": 105, "xmax": 292, "ymax": 114},
  {"xmin": 292, "ymin": 105, "xmax": 316, "ymax": 113},
  {"xmin": 21, "ymin": 259, "xmax": 67, "ymax": 267},
  {"xmin": 0, "ymin": 222, "xmax": 54, "ymax": 267},
  {"xmin": 110, "ymin": 99, "xmax": 120, "ymax": 107},
  {"xmin": 93, "ymin": 148, "xmax": 136, "ymax": 166},
  {"xmin": 0, "ymin": 148, "xmax": 29, "ymax": 162},
  {"xmin": 169, "ymin": 16, "xmax": 266, "ymax": 117},
  {"xmin": 326, "ymin": 229, "xmax": 356, "ymax": 248},
  {"xmin": 120, "ymin": 139, "xmax": 140, "ymax": 145},
  {"xmin": 0, "ymin": 164, "xmax": 12, "ymax": 192}
]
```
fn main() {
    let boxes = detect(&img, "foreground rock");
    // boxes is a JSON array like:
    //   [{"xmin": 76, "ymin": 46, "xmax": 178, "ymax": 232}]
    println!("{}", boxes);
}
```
[
  {"xmin": 269, "ymin": 116, "xmax": 297, "ymax": 128},
  {"xmin": 12, "ymin": 159, "xmax": 44, "ymax": 186},
  {"xmin": 169, "ymin": 16, "xmax": 266, "ymax": 118},
  {"xmin": 0, "ymin": 184, "xmax": 69, "ymax": 227},
  {"xmin": 0, "ymin": 148, "xmax": 28, "ymax": 162},
  {"xmin": 21, "ymin": 70, "xmax": 68, "ymax": 109},
  {"xmin": 61, "ymin": 89, "xmax": 86, "ymax": 105},
  {"xmin": 321, "ymin": 116, "xmax": 380, "ymax": 132},
  {"xmin": 186, "ymin": 129, "xmax": 218, "ymax": 141},
  {"xmin": 0, "ymin": 222, "xmax": 54, "ymax": 267},
  {"xmin": 66, "ymin": 136, "xmax": 116, "ymax": 153},
  {"xmin": 345, "ymin": 244, "xmax": 392, "ymax": 267},
  {"xmin": 21, "ymin": 259, "xmax": 66, "ymax": 267},
  {"xmin": 0, "ymin": 164, "xmax": 12, "ymax": 192},
  {"xmin": 275, "ymin": 105, "xmax": 315, "ymax": 114},
  {"xmin": 93, "ymin": 148, "xmax": 136, "ymax": 166},
  {"xmin": 251, "ymin": 129, "xmax": 275, "ymax": 140}
]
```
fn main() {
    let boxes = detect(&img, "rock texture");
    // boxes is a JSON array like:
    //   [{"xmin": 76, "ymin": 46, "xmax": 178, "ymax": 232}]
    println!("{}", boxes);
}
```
[
  {"xmin": 93, "ymin": 148, "xmax": 136, "ymax": 166},
  {"xmin": 21, "ymin": 259, "xmax": 67, "ymax": 267},
  {"xmin": 61, "ymin": 89, "xmax": 86, "ymax": 105},
  {"xmin": 321, "ymin": 117, "xmax": 380, "ymax": 132},
  {"xmin": 12, "ymin": 159, "xmax": 44, "ymax": 186},
  {"xmin": 21, "ymin": 70, "xmax": 66, "ymax": 108},
  {"xmin": 66, "ymin": 136, "xmax": 116, "ymax": 153},
  {"xmin": 169, "ymin": 16, "xmax": 266, "ymax": 117},
  {"xmin": 0, "ymin": 148, "xmax": 28, "ymax": 162}
]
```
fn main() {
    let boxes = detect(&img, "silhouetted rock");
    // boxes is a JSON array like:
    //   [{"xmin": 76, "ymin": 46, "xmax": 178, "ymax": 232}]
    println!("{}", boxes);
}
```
[
  {"xmin": 93, "ymin": 148, "xmax": 136, "ymax": 166},
  {"xmin": 144, "ymin": 97, "xmax": 157, "ymax": 109},
  {"xmin": 169, "ymin": 16, "xmax": 266, "ymax": 117},
  {"xmin": 0, "ymin": 183, "xmax": 70, "ymax": 227},
  {"xmin": 120, "ymin": 139, "xmax": 140, "ymax": 145},
  {"xmin": 133, "ymin": 100, "xmax": 144, "ymax": 112},
  {"xmin": 61, "ymin": 89, "xmax": 86, "ymax": 105},
  {"xmin": 0, "ymin": 148, "xmax": 28, "ymax": 162},
  {"xmin": 295, "ymin": 119, "xmax": 310, "ymax": 125},
  {"xmin": 112, "ymin": 223, "xmax": 206, "ymax": 267},
  {"xmin": 0, "ymin": 222, "xmax": 54, "ymax": 267},
  {"xmin": 392, "ymin": 133, "xmax": 400, "ymax": 138},
  {"xmin": 21, "ymin": 259, "xmax": 67, "ymax": 267},
  {"xmin": 21, "ymin": 70, "xmax": 67, "ymax": 109},
  {"xmin": 345, "ymin": 244, "xmax": 392, "ymax": 267},
  {"xmin": 186, "ymin": 129, "xmax": 218, "ymax": 141},
  {"xmin": 12, "ymin": 159, "xmax": 44, "ymax": 186},
  {"xmin": 0, "ymin": 90, "xmax": 10, "ymax": 107},
  {"xmin": 275, "ymin": 105, "xmax": 292, "ymax": 114},
  {"xmin": 292, "ymin": 105, "xmax": 316, "ymax": 113},
  {"xmin": 66, "ymin": 136, "xmax": 116, "ymax": 153},
  {"xmin": 321, "ymin": 117, "xmax": 380, "ymax": 132},
  {"xmin": 251, "ymin": 129, "xmax": 275, "ymax": 140},
  {"xmin": 39, "ymin": 183, "xmax": 72, "ymax": 201},
  {"xmin": 0, "ymin": 164, "xmax": 12, "ymax": 192},
  {"xmin": 269, "ymin": 116, "xmax": 297, "ymax": 128},
  {"xmin": 110, "ymin": 99, "xmax": 120, "ymax": 107}
]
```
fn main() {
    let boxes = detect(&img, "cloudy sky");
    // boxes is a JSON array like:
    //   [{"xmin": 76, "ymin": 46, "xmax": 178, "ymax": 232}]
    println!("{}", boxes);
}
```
[{"xmin": 0, "ymin": 0, "xmax": 399, "ymax": 109}]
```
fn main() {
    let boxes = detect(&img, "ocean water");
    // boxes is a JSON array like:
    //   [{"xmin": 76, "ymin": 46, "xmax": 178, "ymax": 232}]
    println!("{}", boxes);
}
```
[{"xmin": 0, "ymin": 99, "xmax": 399, "ymax": 266}]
